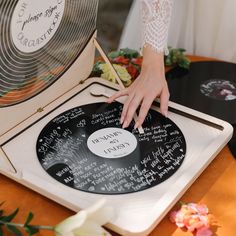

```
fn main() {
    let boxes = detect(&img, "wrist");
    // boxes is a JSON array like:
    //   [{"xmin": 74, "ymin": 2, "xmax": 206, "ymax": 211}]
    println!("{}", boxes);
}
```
[
  {"xmin": 142, "ymin": 45, "xmax": 165, "ymax": 71},
  {"xmin": 141, "ymin": 46, "xmax": 165, "ymax": 77}
]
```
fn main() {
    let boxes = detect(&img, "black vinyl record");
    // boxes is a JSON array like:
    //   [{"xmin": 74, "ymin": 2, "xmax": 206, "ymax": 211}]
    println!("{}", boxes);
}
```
[
  {"xmin": 0, "ymin": 0, "xmax": 98, "ymax": 107},
  {"xmin": 166, "ymin": 61, "xmax": 236, "ymax": 124},
  {"xmin": 166, "ymin": 61, "xmax": 236, "ymax": 158},
  {"xmin": 36, "ymin": 102, "xmax": 186, "ymax": 194}
]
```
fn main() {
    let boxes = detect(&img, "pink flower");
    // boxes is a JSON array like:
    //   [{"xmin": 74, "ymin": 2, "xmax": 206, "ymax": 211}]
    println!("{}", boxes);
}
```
[
  {"xmin": 169, "ymin": 202, "xmax": 213, "ymax": 235},
  {"xmin": 169, "ymin": 211, "xmax": 177, "ymax": 223},
  {"xmin": 196, "ymin": 226, "xmax": 213, "ymax": 236}
]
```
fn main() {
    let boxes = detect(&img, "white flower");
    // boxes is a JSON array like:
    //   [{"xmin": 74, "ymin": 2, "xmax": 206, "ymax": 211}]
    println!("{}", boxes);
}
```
[{"xmin": 54, "ymin": 199, "xmax": 114, "ymax": 236}]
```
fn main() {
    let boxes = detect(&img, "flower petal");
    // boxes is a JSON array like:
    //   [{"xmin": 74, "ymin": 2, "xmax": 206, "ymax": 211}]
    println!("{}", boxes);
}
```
[
  {"xmin": 73, "ymin": 220, "xmax": 111, "ymax": 236},
  {"xmin": 169, "ymin": 211, "xmax": 177, "ymax": 223},
  {"xmin": 187, "ymin": 221, "xmax": 204, "ymax": 232},
  {"xmin": 55, "ymin": 211, "xmax": 87, "ymax": 235},
  {"xmin": 86, "ymin": 199, "xmax": 115, "ymax": 225},
  {"xmin": 196, "ymin": 204, "xmax": 209, "ymax": 215},
  {"xmin": 196, "ymin": 226, "xmax": 213, "ymax": 236}
]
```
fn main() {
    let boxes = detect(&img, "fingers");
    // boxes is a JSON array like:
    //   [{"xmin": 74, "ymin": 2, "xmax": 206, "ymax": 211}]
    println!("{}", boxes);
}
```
[
  {"xmin": 106, "ymin": 89, "xmax": 128, "ymax": 103},
  {"xmin": 106, "ymin": 76, "xmax": 170, "ymax": 130},
  {"xmin": 122, "ymin": 93, "xmax": 143, "ymax": 128},
  {"xmin": 160, "ymin": 86, "xmax": 169, "ymax": 117},
  {"xmin": 135, "ymin": 96, "xmax": 154, "ymax": 128},
  {"xmin": 135, "ymin": 86, "xmax": 169, "ymax": 128}
]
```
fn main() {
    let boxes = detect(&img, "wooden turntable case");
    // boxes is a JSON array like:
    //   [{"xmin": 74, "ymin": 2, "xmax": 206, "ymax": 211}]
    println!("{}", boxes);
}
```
[{"xmin": 0, "ymin": 1, "xmax": 233, "ymax": 235}]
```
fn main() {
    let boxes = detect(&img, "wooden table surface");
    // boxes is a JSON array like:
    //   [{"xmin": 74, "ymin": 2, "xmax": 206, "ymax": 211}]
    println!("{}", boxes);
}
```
[{"xmin": 1, "ymin": 56, "xmax": 236, "ymax": 236}]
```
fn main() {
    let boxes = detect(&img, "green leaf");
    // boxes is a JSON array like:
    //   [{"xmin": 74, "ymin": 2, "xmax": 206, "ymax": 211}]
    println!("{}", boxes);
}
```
[
  {"xmin": 179, "ymin": 201, "xmax": 186, "ymax": 206},
  {"xmin": 90, "ymin": 70, "xmax": 102, "ymax": 78},
  {"xmin": 90, "ymin": 61, "xmax": 104, "ymax": 77},
  {"xmin": 108, "ymin": 51, "xmax": 120, "ymax": 59},
  {"xmin": 171, "ymin": 56, "xmax": 178, "ymax": 64},
  {"xmin": 93, "ymin": 60, "xmax": 103, "ymax": 68},
  {"xmin": 120, "ymin": 48, "xmax": 140, "ymax": 59},
  {"xmin": 179, "ymin": 58, "xmax": 190, "ymax": 69},
  {"xmin": 29, "ymin": 226, "xmax": 39, "ymax": 235},
  {"xmin": 6, "ymin": 225, "xmax": 22, "ymax": 236},
  {"xmin": 25, "ymin": 226, "xmax": 39, "ymax": 236},
  {"xmin": 92, "ymin": 61, "xmax": 103, "ymax": 71},
  {"xmin": 165, "ymin": 58, "xmax": 172, "ymax": 66},
  {"xmin": 178, "ymin": 48, "xmax": 186, "ymax": 53},
  {"xmin": 24, "ymin": 212, "xmax": 34, "ymax": 227},
  {"xmin": 1, "ymin": 208, "xmax": 19, "ymax": 222},
  {"xmin": 0, "ymin": 210, "xmax": 3, "ymax": 217}
]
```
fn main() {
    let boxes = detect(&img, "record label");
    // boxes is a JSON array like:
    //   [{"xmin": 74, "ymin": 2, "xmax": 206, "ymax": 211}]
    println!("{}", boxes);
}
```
[
  {"xmin": 37, "ymin": 102, "xmax": 186, "ymax": 194},
  {"xmin": 200, "ymin": 79, "xmax": 236, "ymax": 101},
  {"xmin": 87, "ymin": 128, "xmax": 138, "ymax": 159},
  {"xmin": 11, "ymin": 0, "xmax": 65, "ymax": 53}
]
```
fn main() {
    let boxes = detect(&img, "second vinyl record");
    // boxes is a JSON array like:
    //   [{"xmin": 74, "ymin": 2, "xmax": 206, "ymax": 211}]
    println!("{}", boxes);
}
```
[{"xmin": 166, "ymin": 61, "xmax": 236, "ymax": 124}]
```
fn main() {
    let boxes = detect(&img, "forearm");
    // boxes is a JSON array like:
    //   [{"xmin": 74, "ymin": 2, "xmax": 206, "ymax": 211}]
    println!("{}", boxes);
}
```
[
  {"xmin": 108, "ymin": 0, "xmax": 173, "ymax": 128},
  {"xmin": 141, "ymin": 0, "xmax": 174, "ymax": 54}
]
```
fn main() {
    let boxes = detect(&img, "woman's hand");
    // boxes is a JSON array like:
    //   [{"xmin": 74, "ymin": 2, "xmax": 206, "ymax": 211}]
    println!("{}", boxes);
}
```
[{"xmin": 107, "ymin": 46, "xmax": 169, "ymax": 129}]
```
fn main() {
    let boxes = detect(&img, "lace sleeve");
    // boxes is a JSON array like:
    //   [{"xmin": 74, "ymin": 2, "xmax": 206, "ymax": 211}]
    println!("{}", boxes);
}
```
[{"xmin": 141, "ymin": 0, "xmax": 173, "ymax": 55}]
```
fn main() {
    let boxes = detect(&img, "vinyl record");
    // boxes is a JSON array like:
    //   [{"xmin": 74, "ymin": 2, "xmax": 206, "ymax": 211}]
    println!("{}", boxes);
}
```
[
  {"xmin": 36, "ymin": 102, "xmax": 186, "ymax": 194},
  {"xmin": 166, "ymin": 61, "xmax": 236, "ymax": 124},
  {"xmin": 0, "ymin": 0, "xmax": 98, "ymax": 107}
]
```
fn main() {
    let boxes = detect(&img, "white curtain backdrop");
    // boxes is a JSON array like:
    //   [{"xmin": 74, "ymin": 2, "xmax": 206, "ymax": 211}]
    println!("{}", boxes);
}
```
[
  {"xmin": 119, "ymin": 0, "xmax": 236, "ymax": 63},
  {"xmin": 119, "ymin": 0, "xmax": 142, "ymax": 51}
]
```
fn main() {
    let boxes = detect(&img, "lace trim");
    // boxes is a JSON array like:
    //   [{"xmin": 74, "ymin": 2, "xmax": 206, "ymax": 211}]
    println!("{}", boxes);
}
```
[{"xmin": 141, "ymin": 0, "xmax": 173, "ymax": 55}]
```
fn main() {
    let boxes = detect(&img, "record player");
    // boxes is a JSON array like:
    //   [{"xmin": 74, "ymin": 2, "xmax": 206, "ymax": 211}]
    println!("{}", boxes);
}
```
[{"xmin": 0, "ymin": 0, "xmax": 233, "ymax": 235}]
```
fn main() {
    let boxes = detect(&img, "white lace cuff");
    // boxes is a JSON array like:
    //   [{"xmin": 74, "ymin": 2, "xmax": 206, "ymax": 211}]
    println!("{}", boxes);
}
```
[{"xmin": 141, "ymin": 0, "xmax": 173, "ymax": 55}]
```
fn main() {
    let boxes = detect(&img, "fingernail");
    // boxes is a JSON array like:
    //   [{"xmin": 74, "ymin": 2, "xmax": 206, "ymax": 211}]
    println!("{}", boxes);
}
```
[
  {"xmin": 164, "ymin": 111, "xmax": 168, "ymax": 118},
  {"xmin": 134, "ymin": 122, "xmax": 139, "ymax": 129},
  {"xmin": 122, "ymin": 121, "xmax": 128, "ymax": 129},
  {"xmin": 120, "ymin": 116, "xmax": 124, "ymax": 124}
]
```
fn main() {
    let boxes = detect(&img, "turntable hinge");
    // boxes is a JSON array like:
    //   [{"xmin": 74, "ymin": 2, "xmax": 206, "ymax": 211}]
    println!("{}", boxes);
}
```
[
  {"xmin": 79, "ymin": 80, "xmax": 85, "ymax": 85},
  {"xmin": 37, "ymin": 107, "xmax": 44, "ymax": 113}
]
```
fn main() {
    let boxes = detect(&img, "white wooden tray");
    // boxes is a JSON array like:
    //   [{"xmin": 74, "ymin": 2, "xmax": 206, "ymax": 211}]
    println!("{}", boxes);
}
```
[{"xmin": 0, "ymin": 77, "xmax": 233, "ymax": 235}]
